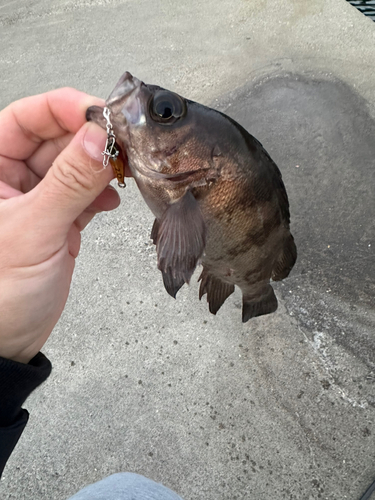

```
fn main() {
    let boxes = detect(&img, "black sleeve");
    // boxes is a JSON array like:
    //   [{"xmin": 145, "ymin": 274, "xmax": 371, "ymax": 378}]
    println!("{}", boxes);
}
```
[{"xmin": 0, "ymin": 352, "xmax": 52, "ymax": 477}]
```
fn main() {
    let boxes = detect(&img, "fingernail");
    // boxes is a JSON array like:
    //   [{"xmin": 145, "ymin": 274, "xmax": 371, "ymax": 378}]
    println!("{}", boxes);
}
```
[{"xmin": 82, "ymin": 123, "xmax": 107, "ymax": 163}]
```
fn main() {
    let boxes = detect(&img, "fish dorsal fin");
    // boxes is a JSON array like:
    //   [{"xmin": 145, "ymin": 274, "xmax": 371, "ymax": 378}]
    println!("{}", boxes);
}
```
[
  {"xmin": 155, "ymin": 190, "xmax": 206, "ymax": 298},
  {"xmin": 271, "ymin": 234, "xmax": 297, "ymax": 281}
]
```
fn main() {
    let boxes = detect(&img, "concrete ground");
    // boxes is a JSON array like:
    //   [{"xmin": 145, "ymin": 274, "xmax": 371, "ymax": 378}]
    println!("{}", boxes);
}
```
[{"xmin": 1, "ymin": 0, "xmax": 374, "ymax": 499}]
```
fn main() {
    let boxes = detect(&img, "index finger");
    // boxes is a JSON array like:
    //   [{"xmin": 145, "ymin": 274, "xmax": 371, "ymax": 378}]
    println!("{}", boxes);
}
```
[{"xmin": 0, "ymin": 88, "xmax": 105, "ymax": 161}]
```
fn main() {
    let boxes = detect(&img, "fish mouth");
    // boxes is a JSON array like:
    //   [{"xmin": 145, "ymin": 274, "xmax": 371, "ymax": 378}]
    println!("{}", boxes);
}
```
[
  {"xmin": 86, "ymin": 71, "xmax": 143, "ymax": 127},
  {"xmin": 108, "ymin": 71, "xmax": 147, "ymax": 127},
  {"xmin": 106, "ymin": 71, "xmax": 142, "ymax": 106}
]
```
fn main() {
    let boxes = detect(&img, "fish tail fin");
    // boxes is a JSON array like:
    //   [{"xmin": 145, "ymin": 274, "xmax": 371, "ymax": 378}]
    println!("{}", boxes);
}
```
[
  {"xmin": 242, "ymin": 284, "xmax": 278, "ymax": 322},
  {"xmin": 272, "ymin": 233, "xmax": 297, "ymax": 281},
  {"xmin": 198, "ymin": 267, "xmax": 235, "ymax": 315}
]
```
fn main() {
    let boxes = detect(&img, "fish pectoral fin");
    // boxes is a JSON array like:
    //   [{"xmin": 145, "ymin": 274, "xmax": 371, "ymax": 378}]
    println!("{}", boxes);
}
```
[
  {"xmin": 161, "ymin": 269, "xmax": 185, "ymax": 299},
  {"xmin": 198, "ymin": 267, "xmax": 235, "ymax": 315},
  {"xmin": 242, "ymin": 284, "xmax": 278, "ymax": 322},
  {"xmin": 155, "ymin": 190, "xmax": 206, "ymax": 298},
  {"xmin": 272, "ymin": 234, "xmax": 297, "ymax": 281}
]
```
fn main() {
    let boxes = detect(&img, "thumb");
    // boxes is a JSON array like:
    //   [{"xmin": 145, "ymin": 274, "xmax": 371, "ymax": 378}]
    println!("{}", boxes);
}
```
[{"xmin": 33, "ymin": 121, "xmax": 115, "ymax": 234}]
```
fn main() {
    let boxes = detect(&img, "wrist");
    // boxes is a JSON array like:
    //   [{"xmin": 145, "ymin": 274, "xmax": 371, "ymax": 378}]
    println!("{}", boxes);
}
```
[
  {"xmin": 0, "ymin": 336, "xmax": 40, "ymax": 365},
  {"xmin": 0, "ymin": 352, "xmax": 35, "ymax": 364}
]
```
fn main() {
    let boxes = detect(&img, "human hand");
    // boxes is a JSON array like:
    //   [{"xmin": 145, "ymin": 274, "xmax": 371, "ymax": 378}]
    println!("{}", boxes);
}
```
[{"xmin": 0, "ymin": 88, "xmax": 122, "ymax": 363}]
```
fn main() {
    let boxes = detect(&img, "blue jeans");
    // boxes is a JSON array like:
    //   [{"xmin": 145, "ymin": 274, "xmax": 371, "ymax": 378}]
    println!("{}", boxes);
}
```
[{"xmin": 68, "ymin": 472, "xmax": 184, "ymax": 500}]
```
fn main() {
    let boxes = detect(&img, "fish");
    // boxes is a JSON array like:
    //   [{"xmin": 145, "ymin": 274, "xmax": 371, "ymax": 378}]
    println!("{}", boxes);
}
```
[{"xmin": 86, "ymin": 71, "xmax": 297, "ymax": 322}]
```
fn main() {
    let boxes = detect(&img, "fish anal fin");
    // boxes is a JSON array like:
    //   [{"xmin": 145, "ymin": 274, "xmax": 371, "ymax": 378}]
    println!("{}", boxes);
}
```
[
  {"xmin": 198, "ymin": 267, "xmax": 235, "ymax": 315},
  {"xmin": 242, "ymin": 285, "xmax": 278, "ymax": 322},
  {"xmin": 156, "ymin": 191, "xmax": 206, "ymax": 297},
  {"xmin": 272, "ymin": 234, "xmax": 297, "ymax": 281}
]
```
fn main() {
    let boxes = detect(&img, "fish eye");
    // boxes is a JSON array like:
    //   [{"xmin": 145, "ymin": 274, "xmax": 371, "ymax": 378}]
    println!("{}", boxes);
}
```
[{"xmin": 149, "ymin": 91, "xmax": 186, "ymax": 124}]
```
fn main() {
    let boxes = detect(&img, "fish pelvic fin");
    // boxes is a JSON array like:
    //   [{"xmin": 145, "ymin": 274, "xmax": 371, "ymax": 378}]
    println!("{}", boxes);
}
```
[
  {"xmin": 242, "ymin": 284, "xmax": 278, "ymax": 322},
  {"xmin": 198, "ymin": 267, "xmax": 235, "ymax": 315},
  {"xmin": 151, "ymin": 218, "xmax": 159, "ymax": 245},
  {"xmin": 272, "ymin": 233, "xmax": 297, "ymax": 281},
  {"xmin": 155, "ymin": 191, "xmax": 206, "ymax": 298}
]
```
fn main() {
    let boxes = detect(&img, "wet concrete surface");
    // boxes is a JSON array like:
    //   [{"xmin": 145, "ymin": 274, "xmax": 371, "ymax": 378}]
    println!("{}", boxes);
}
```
[{"xmin": 0, "ymin": 1, "xmax": 374, "ymax": 499}]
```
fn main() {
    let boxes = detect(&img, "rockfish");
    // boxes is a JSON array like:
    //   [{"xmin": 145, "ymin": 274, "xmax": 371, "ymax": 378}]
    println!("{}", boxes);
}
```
[{"xmin": 86, "ymin": 72, "xmax": 297, "ymax": 322}]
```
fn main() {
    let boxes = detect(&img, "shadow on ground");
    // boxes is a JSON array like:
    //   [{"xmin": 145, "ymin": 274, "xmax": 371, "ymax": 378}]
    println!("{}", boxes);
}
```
[{"xmin": 217, "ymin": 72, "xmax": 375, "ymax": 375}]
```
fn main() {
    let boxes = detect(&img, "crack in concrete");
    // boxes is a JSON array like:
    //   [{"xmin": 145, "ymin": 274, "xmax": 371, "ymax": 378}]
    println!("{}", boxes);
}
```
[
  {"xmin": 0, "ymin": 0, "xmax": 125, "ymax": 27},
  {"xmin": 298, "ymin": 325, "xmax": 369, "ymax": 409}
]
